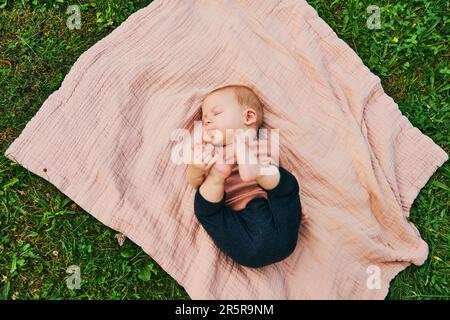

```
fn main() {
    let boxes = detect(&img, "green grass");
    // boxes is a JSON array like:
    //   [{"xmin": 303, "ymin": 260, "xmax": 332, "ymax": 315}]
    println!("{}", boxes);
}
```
[{"xmin": 0, "ymin": 0, "xmax": 448, "ymax": 300}]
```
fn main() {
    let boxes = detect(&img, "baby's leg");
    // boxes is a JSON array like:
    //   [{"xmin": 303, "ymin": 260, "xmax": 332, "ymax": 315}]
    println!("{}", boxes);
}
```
[
  {"xmin": 198, "ymin": 172, "xmax": 227, "ymax": 203},
  {"xmin": 194, "ymin": 190, "xmax": 266, "ymax": 268},
  {"xmin": 262, "ymin": 166, "xmax": 302, "ymax": 258},
  {"xmin": 255, "ymin": 165, "xmax": 280, "ymax": 190}
]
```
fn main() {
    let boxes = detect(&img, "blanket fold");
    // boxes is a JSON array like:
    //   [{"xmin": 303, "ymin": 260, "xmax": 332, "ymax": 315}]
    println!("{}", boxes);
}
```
[{"xmin": 5, "ymin": 0, "xmax": 448, "ymax": 299}]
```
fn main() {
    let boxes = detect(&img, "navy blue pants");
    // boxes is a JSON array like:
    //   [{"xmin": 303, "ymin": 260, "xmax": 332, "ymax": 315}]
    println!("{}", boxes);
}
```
[{"xmin": 194, "ymin": 166, "xmax": 302, "ymax": 268}]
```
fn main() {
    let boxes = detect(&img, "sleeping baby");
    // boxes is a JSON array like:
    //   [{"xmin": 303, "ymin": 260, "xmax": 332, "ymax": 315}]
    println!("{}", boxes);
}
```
[{"xmin": 186, "ymin": 85, "xmax": 304, "ymax": 268}]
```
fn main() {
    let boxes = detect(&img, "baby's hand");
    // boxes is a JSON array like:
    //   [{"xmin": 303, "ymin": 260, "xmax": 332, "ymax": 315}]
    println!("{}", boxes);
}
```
[{"xmin": 189, "ymin": 142, "xmax": 218, "ymax": 174}]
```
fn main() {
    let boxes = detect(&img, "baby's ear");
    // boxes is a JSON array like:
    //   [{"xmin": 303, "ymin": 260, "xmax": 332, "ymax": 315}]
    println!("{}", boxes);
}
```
[{"xmin": 244, "ymin": 108, "xmax": 257, "ymax": 125}]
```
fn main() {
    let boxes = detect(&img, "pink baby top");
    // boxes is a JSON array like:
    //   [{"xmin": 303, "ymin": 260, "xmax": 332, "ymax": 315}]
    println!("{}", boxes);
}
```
[{"xmin": 223, "ymin": 164, "xmax": 268, "ymax": 211}]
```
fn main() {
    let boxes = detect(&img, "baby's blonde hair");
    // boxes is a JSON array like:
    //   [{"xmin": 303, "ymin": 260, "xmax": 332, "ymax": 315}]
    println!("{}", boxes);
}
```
[{"xmin": 209, "ymin": 85, "xmax": 264, "ymax": 131}]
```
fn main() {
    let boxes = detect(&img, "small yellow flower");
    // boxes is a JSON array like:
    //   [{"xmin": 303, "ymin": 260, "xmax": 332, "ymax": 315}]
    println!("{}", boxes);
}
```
[{"xmin": 392, "ymin": 37, "xmax": 399, "ymax": 43}]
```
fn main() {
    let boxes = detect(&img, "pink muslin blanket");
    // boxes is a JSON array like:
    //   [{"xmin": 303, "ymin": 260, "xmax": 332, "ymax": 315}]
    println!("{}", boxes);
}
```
[{"xmin": 4, "ymin": 0, "xmax": 448, "ymax": 299}]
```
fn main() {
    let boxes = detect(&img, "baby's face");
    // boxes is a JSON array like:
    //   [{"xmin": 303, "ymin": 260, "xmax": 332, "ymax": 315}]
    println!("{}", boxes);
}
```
[{"xmin": 201, "ymin": 89, "xmax": 245, "ymax": 146}]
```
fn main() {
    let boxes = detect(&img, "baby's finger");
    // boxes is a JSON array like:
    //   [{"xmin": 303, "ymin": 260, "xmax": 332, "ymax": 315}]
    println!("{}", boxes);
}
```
[
  {"xmin": 203, "ymin": 153, "xmax": 213, "ymax": 164},
  {"xmin": 204, "ymin": 143, "xmax": 214, "ymax": 152},
  {"xmin": 205, "ymin": 154, "xmax": 218, "ymax": 170},
  {"xmin": 258, "ymin": 139, "xmax": 269, "ymax": 148},
  {"xmin": 202, "ymin": 149, "xmax": 213, "ymax": 159},
  {"xmin": 203, "ymin": 144, "xmax": 214, "ymax": 157},
  {"xmin": 258, "ymin": 143, "xmax": 270, "ymax": 159},
  {"xmin": 191, "ymin": 147, "xmax": 202, "ymax": 164},
  {"xmin": 259, "ymin": 153, "xmax": 271, "ymax": 166}
]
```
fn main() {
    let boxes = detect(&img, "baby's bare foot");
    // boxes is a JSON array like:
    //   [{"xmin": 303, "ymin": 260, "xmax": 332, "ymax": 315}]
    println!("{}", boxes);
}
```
[
  {"xmin": 238, "ymin": 163, "xmax": 261, "ymax": 182},
  {"xmin": 235, "ymin": 134, "xmax": 275, "ymax": 182},
  {"xmin": 234, "ymin": 135, "xmax": 256, "ymax": 182}
]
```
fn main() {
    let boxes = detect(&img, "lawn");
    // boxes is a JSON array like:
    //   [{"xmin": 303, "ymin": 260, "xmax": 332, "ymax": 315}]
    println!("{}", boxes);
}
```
[{"xmin": 0, "ymin": 0, "xmax": 448, "ymax": 300}]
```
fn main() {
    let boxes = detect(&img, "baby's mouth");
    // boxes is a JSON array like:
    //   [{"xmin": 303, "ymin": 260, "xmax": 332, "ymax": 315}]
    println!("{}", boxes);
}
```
[
  {"xmin": 205, "ymin": 129, "xmax": 223, "ymax": 147},
  {"xmin": 202, "ymin": 128, "xmax": 216, "ymax": 144}
]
